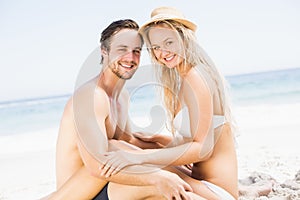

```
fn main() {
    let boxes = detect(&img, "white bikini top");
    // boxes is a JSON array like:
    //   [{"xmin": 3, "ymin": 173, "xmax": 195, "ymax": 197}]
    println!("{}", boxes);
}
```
[{"xmin": 173, "ymin": 106, "xmax": 225, "ymax": 138}]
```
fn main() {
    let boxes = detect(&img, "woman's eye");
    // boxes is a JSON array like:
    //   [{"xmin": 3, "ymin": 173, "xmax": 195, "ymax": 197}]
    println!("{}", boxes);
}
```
[
  {"xmin": 166, "ymin": 41, "xmax": 173, "ymax": 46},
  {"xmin": 152, "ymin": 46, "xmax": 160, "ymax": 51}
]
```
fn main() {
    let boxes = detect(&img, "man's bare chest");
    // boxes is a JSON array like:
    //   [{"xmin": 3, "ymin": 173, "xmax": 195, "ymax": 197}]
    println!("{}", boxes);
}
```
[{"xmin": 105, "ymin": 101, "xmax": 128, "ymax": 139}]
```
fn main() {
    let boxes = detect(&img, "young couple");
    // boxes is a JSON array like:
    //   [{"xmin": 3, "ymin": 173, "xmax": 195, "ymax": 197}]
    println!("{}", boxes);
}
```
[{"xmin": 45, "ymin": 6, "xmax": 239, "ymax": 200}]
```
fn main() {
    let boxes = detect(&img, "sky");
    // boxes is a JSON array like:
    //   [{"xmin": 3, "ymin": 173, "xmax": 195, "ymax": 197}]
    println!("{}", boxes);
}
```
[{"xmin": 1, "ymin": 0, "xmax": 300, "ymax": 102}]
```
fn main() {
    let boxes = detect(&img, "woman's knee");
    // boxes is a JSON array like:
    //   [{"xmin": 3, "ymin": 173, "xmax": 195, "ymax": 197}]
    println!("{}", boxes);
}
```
[
  {"xmin": 107, "ymin": 182, "xmax": 126, "ymax": 200},
  {"xmin": 108, "ymin": 182, "xmax": 164, "ymax": 200}
]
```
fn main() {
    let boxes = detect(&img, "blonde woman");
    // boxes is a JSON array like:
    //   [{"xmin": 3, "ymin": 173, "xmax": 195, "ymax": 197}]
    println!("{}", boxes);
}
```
[{"xmin": 101, "ymin": 7, "xmax": 239, "ymax": 200}]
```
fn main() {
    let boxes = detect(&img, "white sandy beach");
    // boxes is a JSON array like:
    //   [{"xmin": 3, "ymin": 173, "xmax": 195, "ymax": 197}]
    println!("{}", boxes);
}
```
[
  {"xmin": 235, "ymin": 103, "xmax": 300, "ymax": 199},
  {"xmin": 0, "ymin": 129, "xmax": 57, "ymax": 200},
  {"xmin": 0, "ymin": 102, "xmax": 299, "ymax": 200}
]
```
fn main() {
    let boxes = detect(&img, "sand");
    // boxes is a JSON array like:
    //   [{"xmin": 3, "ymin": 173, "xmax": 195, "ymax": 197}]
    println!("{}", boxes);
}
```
[
  {"xmin": 235, "ymin": 103, "xmax": 300, "ymax": 199},
  {"xmin": 0, "ymin": 103, "xmax": 299, "ymax": 199}
]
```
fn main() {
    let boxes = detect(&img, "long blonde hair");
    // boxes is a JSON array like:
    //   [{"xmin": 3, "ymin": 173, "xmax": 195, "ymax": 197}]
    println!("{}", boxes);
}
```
[{"xmin": 141, "ymin": 20, "xmax": 235, "ymax": 134}]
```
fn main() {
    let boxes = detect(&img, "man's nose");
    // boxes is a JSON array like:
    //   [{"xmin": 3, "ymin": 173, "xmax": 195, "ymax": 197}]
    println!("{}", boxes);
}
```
[{"xmin": 123, "ymin": 51, "xmax": 139, "ymax": 61}]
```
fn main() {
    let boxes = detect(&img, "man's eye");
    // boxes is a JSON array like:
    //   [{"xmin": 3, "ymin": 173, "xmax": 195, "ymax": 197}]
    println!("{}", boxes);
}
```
[
  {"xmin": 118, "ymin": 49, "xmax": 127, "ymax": 52},
  {"xmin": 133, "ymin": 50, "xmax": 141, "ymax": 55}
]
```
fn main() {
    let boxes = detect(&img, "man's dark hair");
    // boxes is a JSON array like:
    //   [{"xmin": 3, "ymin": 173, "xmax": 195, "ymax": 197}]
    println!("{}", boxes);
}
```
[{"xmin": 100, "ymin": 19, "xmax": 142, "ymax": 64}]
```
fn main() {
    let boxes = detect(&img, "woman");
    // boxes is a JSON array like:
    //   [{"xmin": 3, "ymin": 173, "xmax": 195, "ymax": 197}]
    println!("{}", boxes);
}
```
[{"xmin": 102, "ymin": 7, "xmax": 238, "ymax": 200}]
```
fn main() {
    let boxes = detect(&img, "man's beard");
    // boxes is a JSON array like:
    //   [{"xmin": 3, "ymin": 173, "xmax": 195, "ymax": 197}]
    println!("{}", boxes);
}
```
[{"xmin": 109, "ymin": 62, "xmax": 137, "ymax": 80}]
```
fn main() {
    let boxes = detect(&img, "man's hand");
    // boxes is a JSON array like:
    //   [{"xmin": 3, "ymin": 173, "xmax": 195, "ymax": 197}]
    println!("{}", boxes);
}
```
[
  {"xmin": 99, "ymin": 150, "xmax": 141, "ymax": 177},
  {"xmin": 133, "ymin": 132, "xmax": 173, "ymax": 147},
  {"xmin": 157, "ymin": 171, "xmax": 193, "ymax": 200}
]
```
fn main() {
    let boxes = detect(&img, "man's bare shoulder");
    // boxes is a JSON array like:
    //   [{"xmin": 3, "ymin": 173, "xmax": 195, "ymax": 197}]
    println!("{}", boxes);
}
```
[
  {"xmin": 70, "ymin": 78, "xmax": 111, "ymax": 124},
  {"xmin": 60, "ymin": 78, "xmax": 109, "ymax": 123},
  {"xmin": 73, "ymin": 78, "xmax": 109, "ymax": 103}
]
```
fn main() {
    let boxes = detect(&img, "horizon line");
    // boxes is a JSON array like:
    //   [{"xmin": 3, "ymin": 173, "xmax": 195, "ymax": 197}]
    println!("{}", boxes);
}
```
[{"xmin": 1, "ymin": 66, "xmax": 299, "ymax": 104}]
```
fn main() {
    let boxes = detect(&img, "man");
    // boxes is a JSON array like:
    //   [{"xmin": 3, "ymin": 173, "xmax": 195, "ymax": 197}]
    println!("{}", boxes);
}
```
[{"xmin": 44, "ymin": 19, "xmax": 193, "ymax": 200}]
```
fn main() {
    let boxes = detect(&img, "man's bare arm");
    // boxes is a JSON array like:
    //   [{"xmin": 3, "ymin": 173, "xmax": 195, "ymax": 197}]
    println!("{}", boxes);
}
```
[{"xmin": 73, "ymin": 85, "xmax": 192, "ymax": 192}]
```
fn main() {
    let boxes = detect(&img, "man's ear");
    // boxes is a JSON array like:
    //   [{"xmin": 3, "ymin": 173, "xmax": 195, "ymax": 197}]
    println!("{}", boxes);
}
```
[{"xmin": 101, "ymin": 48, "xmax": 108, "ymax": 57}]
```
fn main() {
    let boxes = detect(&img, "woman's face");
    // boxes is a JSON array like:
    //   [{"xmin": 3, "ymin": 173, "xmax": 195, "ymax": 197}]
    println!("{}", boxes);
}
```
[{"xmin": 148, "ymin": 25, "xmax": 184, "ymax": 69}]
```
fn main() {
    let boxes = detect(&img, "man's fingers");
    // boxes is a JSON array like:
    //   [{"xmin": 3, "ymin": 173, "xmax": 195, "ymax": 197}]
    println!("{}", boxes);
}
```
[
  {"xmin": 180, "ymin": 191, "xmax": 192, "ymax": 200},
  {"xmin": 105, "ymin": 165, "xmax": 116, "ymax": 177},
  {"xmin": 172, "ymin": 193, "xmax": 181, "ymax": 200},
  {"xmin": 105, "ymin": 159, "xmax": 126, "ymax": 177},
  {"xmin": 174, "ymin": 188, "xmax": 191, "ymax": 200},
  {"xmin": 112, "ymin": 164, "xmax": 123, "ymax": 175},
  {"xmin": 100, "ymin": 166, "xmax": 109, "ymax": 177},
  {"xmin": 100, "ymin": 162, "xmax": 111, "ymax": 177},
  {"xmin": 182, "ymin": 181, "xmax": 193, "ymax": 192}
]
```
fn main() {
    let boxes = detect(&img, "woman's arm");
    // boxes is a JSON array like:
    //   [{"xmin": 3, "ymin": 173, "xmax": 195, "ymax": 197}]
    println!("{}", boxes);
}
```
[
  {"xmin": 103, "ymin": 139, "xmax": 212, "ymax": 174},
  {"xmin": 119, "ymin": 131, "xmax": 167, "ymax": 149},
  {"xmin": 78, "ymin": 137, "xmax": 193, "ymax": 199},
  {"xmin": 102, "ymin": 70, "xmax": 217, "ymax": 176}
]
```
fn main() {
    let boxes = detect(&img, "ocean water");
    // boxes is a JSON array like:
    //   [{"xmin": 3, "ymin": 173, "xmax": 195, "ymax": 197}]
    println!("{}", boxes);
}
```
[
  {"xmin": 227, "ymin": 67, "xmax": 300, "ymax": 105},
  {"xmin": 0, "ymin": 68, "xmax": 299, "ymax": 136},
  {"xmin": 0, "ymin": 95, "xmax": 69, "ymax": 135}
]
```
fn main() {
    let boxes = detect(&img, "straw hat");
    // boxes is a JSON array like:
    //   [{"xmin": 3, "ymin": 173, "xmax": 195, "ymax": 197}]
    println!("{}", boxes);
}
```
[{"xmin": 140, "ymin": 6, "xmax": 197, "ymax": 32}]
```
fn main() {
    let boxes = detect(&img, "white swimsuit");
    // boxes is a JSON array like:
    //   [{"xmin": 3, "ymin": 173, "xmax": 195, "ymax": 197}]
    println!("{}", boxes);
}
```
[
  {"xmin": 173, "ymin": 106, "xmax": 225, "ymax": 138},
  {"xmin": 173, "ymin": 106, "xmax": 235, "ymax": 200}
]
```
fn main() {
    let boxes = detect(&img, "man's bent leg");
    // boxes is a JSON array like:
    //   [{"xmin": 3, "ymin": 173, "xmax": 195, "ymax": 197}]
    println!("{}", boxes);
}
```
[{"xmin": 92, "ymin": 183, "xmax": 109, "ymax": 200}]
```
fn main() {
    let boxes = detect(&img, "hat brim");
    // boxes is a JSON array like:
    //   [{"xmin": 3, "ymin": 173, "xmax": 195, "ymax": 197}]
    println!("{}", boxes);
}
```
[{"xmin": 139, "ymin": 18, "xmax": 197, "ymax": 34}]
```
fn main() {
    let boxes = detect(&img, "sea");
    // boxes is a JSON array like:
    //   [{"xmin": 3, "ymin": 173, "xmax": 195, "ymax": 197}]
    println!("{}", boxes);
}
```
[{"xmin": 0, "ymin": 67, "xmax": 300, "ymax": 136}]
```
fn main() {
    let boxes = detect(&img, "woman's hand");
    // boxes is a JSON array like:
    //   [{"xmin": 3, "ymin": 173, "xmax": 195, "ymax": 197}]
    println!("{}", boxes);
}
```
[{"xmin": 99, "ymin": 150, "xmax": 142, "ymax": 177}]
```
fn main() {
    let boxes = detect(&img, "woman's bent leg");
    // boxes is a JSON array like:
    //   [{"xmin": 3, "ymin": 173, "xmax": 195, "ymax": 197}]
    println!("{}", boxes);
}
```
[
  {"xmin": 108, "ymin": 182, "xmax": 165, "ymax": 200},
  {"xmin": 108, "ymin": 182, "xmax": 207, "ymax": 200}
]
